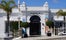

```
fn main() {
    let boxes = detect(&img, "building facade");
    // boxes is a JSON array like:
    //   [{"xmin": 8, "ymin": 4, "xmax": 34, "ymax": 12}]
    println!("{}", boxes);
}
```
[{"xmin": 0, "ymin": 1, "xmax": 66, "ymax": 38}]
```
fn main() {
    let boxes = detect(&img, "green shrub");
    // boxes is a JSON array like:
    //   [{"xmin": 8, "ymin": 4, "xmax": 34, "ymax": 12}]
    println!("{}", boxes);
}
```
[
  {"xmin": 10, "ymin": 21, "xmax": 29, "ymax": 32},
  {"xmin": 20, "ymin": 22, "xmax": 29, "ymax": 28},
  {"xmin": 46, "ymin": 20, "xmax": 54, "ymax": 28},
  {"xmin": 10, "ymin": 21, "xmax": 18, "ymax": 31}
]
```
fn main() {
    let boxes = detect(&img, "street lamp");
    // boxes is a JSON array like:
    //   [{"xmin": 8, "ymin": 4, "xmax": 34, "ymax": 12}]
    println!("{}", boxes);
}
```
[
  {"xmin": 26, "ymin": 7, "xmax": 27, "ymax": 22},
  {"xmin": 18, "ymin": 17, "xmax": 20, "ymax": 29},
  {"xmin": 18, "ymin": 0, "xmax": 20, "ymax": 29}
]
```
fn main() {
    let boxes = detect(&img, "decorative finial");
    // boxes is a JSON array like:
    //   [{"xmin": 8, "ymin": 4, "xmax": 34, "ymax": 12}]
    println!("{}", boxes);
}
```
[
  {"xmin": 43, "ymin": 1, "xmax": 48, "ymax": 7},
  {"xmin": 23, "ymin": 1, "xmax": 25, "ymax": 4},
  {"xmin": 22, "ymin": 1, "xmax": 26, "ymax": 7},
  {"xmin": 18, "ymin": 0, "xmax": 20, "ymax": 8}
]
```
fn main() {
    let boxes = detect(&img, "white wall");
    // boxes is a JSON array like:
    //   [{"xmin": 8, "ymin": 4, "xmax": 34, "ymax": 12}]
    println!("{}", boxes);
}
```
[
  {"xmin": 54, "ymin": 16, "xmax": 63, "ymax": 21},
  {"xmin": 0, "ymin": 17, "xmax": 7, "ymax": 38},
  {"xmin": 40, "ymin": 15, "xmax": 46, "ymax": 35}
]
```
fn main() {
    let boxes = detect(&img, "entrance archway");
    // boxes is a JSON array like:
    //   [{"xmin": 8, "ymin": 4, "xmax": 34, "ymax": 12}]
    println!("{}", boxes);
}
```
[{"xmin": 30, "ymin": 15, "xmax": 41, "ymax": 35}]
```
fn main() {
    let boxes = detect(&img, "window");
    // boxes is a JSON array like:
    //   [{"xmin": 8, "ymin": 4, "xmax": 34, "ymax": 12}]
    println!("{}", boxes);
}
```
[{"xmin": 45, "ymin": 15, "xmax": 48, "ymax": 19}]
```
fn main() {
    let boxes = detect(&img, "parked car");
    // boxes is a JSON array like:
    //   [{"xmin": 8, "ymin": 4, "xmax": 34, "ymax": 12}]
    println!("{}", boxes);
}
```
[{"xmin": 58, "ymin": 32, "xmax": 66, "ymax": 36}]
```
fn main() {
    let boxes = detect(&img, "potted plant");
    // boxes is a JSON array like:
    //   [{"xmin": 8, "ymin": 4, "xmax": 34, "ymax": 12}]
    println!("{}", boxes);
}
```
[
  {"xmin": 47, "ymin": 31, "xmax": 51, "ymax": 36},
  {"xmin": 46, "ymin": 20, "xmax": 54, "ymax": 36}
]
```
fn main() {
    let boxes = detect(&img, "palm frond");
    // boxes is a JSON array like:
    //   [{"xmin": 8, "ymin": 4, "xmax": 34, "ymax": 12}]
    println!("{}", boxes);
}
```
[
  {"xmin": 0, "ymin": 4, "xmax": 5, "ymax": 9},
  {"xmin": 64, "ymin": 12, "xmax": 66, "ymax": 16},
  {"xmin": 7, "ymin": 0, "xmax": 15, "ymax": 6},
  {"xmin": 1, "ymin": 0, "xmax": 7, "ymax": 5},
  {"xmin": 56, "ymin": 10, "xmax": 63, "ymax": 16},
  {"xmin": 0, "ymin": 0, "xmax": 16, "ymax": 14},
  {"xmin": 56, "ymin": 9, "xmax": 66, "ymax": 18}
]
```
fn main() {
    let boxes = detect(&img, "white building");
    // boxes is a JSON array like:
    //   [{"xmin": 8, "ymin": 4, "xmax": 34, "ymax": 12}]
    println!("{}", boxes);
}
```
[{"xmin": 0, "ymin": 1, "xmax": 66, "ymax": 38}]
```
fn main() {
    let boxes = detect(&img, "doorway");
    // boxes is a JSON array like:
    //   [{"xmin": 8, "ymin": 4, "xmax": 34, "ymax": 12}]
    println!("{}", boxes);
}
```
[{"xmin": 30, "ymin": 15, "xmax": 41, "ymax": 35}]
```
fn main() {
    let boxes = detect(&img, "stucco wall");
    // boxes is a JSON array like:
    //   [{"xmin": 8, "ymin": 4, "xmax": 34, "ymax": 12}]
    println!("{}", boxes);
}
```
[{"xmin": 0, "ymin": 17, "xmax": 6, "ymax": 38}]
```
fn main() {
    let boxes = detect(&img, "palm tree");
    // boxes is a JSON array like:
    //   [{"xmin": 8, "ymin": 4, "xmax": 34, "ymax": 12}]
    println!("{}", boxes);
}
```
[
  {"xmin": 56, "ymin": 10, "xmax": 66, "ymax": 33},
  {"xmin": 0, "ymin": 0, "xmax": 16, "ymax": 36}
]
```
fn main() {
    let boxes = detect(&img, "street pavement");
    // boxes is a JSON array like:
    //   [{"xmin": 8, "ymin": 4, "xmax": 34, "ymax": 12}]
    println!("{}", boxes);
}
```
[{"xmin": 12, "ymin": 35, "xmax": 66, "ymax": 40}]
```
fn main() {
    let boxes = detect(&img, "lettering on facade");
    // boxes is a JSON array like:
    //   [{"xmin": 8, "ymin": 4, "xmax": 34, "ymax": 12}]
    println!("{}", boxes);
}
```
[{"xmin": 31, "ymin": 13, "xmax": 40, "ymax": 14}]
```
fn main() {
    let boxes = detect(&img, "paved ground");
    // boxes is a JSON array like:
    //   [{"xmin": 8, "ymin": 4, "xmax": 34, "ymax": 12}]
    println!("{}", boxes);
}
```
[{"xmin": 12, "ymin": 35, "xmax": 66, "ymax": 40}]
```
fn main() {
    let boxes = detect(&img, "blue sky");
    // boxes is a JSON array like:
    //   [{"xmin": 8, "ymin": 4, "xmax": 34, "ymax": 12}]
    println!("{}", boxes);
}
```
[{"xmin": 9, "ymin": 0, "xmax": 66, "ymax": 8}]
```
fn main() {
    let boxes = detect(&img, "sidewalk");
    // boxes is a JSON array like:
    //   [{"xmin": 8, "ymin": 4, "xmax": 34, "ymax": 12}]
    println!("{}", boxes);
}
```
[{"xmin": 12, "ymin": 35, "xmax": 66, "ymax": 40}]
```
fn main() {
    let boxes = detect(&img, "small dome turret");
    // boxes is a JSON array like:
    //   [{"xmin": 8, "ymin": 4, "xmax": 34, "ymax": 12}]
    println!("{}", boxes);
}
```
[
  {"xmin": 21, "ymin": 1, "xmax": 26, "ymax": 7},
  {"xmin": 43, "ymin": 1, "xmax": 48, "ymax": 7}
]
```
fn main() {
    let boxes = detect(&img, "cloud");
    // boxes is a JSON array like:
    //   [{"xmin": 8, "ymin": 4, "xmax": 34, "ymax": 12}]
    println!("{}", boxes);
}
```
[{"xmin": 53, "ymin": 0, "xmax": 58, "ymax": 3}]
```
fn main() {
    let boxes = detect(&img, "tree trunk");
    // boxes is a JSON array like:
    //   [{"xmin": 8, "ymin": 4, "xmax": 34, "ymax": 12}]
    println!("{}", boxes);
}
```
[
  {"xmin": 7, "ymin": 13, "xmax": 10, "ymax": 36},
  {"xmin": 64, "ymin": 16, "xmax": 65, "ymax": 33}
]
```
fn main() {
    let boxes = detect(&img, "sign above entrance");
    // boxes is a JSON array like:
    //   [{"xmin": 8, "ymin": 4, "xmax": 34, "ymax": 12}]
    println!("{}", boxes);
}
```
[{"xmin": 31, "ymin": 13, "xmax": 40, "ymax": 14}]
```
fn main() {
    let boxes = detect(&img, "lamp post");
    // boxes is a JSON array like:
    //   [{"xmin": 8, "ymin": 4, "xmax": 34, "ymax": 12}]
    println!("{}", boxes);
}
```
[
  {"xmin": 26, "ymin": 7, "xmax": 27, "ymax": 22},
  {"xmin": 18, "ymin": 0, "xmax": 22, "ymax": 36},
  {"xmin": 18, "ymin": 17, "xmax": 20, "ymax": 29},
  {"xmin": 18, "ymin": 0, "xmax": 20, "ymax": 29}
]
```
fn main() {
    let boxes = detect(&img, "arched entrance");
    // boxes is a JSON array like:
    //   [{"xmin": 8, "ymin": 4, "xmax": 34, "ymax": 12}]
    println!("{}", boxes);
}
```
[{"xmin": 29, "ymin": 15, "xmax": 41, "ymax": 35}]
